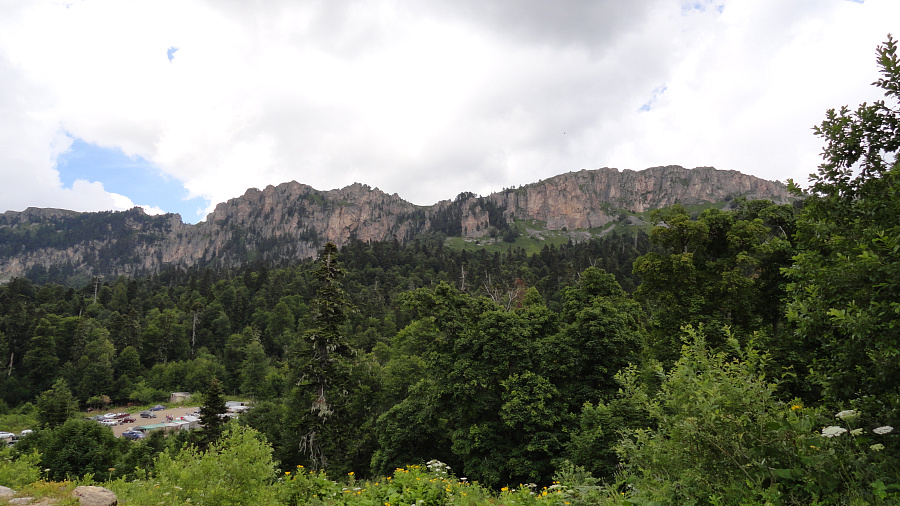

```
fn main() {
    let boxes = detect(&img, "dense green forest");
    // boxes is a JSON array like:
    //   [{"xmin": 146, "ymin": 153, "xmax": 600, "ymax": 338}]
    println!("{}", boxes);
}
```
[{"xmin": 1, "ymin": 37, "xmax": 899, "ymax": 505}]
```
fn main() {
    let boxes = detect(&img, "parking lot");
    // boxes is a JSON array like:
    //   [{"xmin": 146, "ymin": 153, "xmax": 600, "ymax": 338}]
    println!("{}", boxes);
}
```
[{"xmin": 103, "ymin": 406, "xmax": 201, "ymax": 437}]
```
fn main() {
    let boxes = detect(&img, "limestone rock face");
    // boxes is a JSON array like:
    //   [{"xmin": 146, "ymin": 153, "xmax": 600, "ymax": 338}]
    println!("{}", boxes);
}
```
[
  {"xmin": 483, "ymin": 165, "xmax": 791, "ymax": 230},
  {"xmin": 0, "ymin": 166, "xmax": 792, "ymax": 282}
]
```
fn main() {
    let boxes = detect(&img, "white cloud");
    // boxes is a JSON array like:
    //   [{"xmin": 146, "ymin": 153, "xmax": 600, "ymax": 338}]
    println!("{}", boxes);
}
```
[{"xmin": 1, "ymin": 0, "xmax": 898, "ymax": 218}]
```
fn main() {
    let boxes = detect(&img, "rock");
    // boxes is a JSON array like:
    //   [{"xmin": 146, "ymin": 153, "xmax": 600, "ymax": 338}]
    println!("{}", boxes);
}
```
[
  {"xmin": 0, "ymin": 166, "xmax": 793, "ymax": 282},
  {"xmin": 71, "ymin": 486, "xmax": 117, "ymax": 506},
  {"xmin": 0, "ymin": 485, "xmax": 16, "ymax": 497},
  {"xmin": 10, "ymin": 499, "xmax": 57, "ymax": 505}
]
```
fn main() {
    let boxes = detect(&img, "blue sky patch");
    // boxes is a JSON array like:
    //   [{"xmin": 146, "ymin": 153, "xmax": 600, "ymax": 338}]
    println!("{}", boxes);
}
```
[
  {"xmin": 56, "ymin": 138, "xmax": 208, "ymax": 223},
  {"xmin": 682, "ymin": 1, "xmax": 725, "ymax": 14},
  {"xmin": 167, "ymin": 46, "xmax": 179, "ymax": 62},
  {"xmin": 639, "ymin": 86, "xmax": 668, "ymax": 112}
]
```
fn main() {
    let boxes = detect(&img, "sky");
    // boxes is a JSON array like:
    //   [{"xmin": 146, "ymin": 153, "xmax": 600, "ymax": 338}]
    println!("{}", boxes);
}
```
[{"xmin": 0, "ymin": 0, "xmax": 896, "ymax": 224}]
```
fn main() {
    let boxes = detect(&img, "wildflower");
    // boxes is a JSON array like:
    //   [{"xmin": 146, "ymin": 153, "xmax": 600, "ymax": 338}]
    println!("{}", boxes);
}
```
[
  {"xmin": 285, "ymin": 471, "xmax": 291, "ymax": 475},
  {"xmin": 348, "ymin": 471, "xmax": 354, "ymax": 476},
  {"xmin": 791, "ymin": 404, "xmax": 802, "ymax": 411},
  {"xmin": 835, "ymin": 410, "xmax": 857, "ymax": 420},
  {"xmin": 822, "ymin": 426, "xmax": 848, "ymax": 438},
  {"xmin": 851, "ymin": 428, "xmax": 864, "ymax": 436},
  {"xmin": 871, "ymin": 443, "xmax": 885, "ymax": 451},
  {"xmin": 501, "ymin": 487, "xmax": 509, "ymax": 492},
  {"xmin": 873, "ymin": 426, "xmax": 894, "ymax": 435}
]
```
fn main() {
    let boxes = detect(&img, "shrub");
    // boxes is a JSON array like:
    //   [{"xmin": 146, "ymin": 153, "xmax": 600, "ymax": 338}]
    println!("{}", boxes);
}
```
[
  {"xmin": 616, "ymin": 326, "xmax": 900, "ymax": 504},
  {"xmin": 0, "ymin": 446, "xmax": 42, "ymax": 489},
  {"xmin": 131, "ymin": 424, "xmax": 279, "ymax": 505}
]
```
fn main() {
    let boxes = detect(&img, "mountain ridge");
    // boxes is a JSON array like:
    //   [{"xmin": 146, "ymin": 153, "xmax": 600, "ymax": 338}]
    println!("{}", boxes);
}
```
[{"xmin": 0, "ymin": 165, "xmax": 793, "ymax": 284}]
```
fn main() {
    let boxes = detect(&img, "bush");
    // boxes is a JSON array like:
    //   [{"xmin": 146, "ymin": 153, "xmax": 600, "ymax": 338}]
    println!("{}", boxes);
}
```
[
  {"xmin": 616, "ymin": 326, "xmax": 900, "ymax": 504},
  {"xmin": 14, "ymin": 418, "xmax": 122, "ymax": 481},
  {"xmin": 111, "ymin": 424, "xmax": 279, "ymax": 505},
  {"xmin": 0, "ymin": 446, "xmax": 42, "ymax": 489}
]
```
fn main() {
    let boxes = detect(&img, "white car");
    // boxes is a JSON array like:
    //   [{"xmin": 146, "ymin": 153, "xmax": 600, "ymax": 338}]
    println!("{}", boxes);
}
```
[
  {"xmin": 99, "ymin": 419, "xmax": 118, "ymax": 427},
  {"xmin": 0, "ymin": 431, "xmax": 15, "ymax": 439}
]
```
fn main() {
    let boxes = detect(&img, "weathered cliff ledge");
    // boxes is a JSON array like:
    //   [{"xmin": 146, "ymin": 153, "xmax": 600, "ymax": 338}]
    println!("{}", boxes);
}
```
[{"xmin": 0, "ymin": 165, "xmax": 793, "ymax": 283}]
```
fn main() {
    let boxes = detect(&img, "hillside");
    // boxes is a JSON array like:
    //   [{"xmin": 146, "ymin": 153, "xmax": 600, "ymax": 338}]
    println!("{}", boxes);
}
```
[{"xmin": 0, "ymin": 165, "xmax": 792, "ymax": 283}]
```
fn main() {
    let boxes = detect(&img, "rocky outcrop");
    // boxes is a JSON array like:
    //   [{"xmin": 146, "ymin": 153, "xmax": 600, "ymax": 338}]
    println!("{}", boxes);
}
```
[
  {"xmin": 0, "ymin": 166, "xmax": 793, "ymax": 283},
  {"xmin": 71, "ymin": 486, "xmax": 117, "ymax": 506},
  {"xmin": 440, "ymin": 165, "xmax": 791, "ymax": 238}
]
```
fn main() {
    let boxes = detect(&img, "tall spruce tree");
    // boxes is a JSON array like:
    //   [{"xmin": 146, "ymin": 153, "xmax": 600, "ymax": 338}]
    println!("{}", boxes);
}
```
[{"xmin": 284, "ymin": 242, "xmax": 355, "ymax": 470}]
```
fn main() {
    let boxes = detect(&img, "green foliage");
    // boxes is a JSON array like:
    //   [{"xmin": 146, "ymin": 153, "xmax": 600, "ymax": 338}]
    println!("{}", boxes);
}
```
[
  {"xmin": 786, "ymin": 35, "xmax": 900, "ymax": 423},
  {"xmin": 240, "ymin": 337, "xmax": 271, "ymax": 399},
  {"xmin": 616, "ymin": 326, "xmax": 900, "ymax": 504},
  {"xmin": 112, "ymin": 424, "xmax": 280, "ymax": 505},
  {"xmin": 276, "ymin": 459, "xmax": 528, "ymax": 506},
  {"xmin": 565, "ymin": 396, "xmax": 651, "ymax": 481},
  {"xmin": 35, "ymin": 378, "xmax": 78, "ymax": 428},
  {"xmin": 374, "ymin": 272, "xmax": 642, "ymax": 487},
  {"xmin": 15, "ymin": 417, "xmax": 122, "ymax": 481},
  {"xmin": 0, "ymin": 446, "xmax": 42, "ymax": 489},
  {"xmin": 633, "ymin": 200, "xmax": 796, "ymax": 364},
  {"xmin": 198, "ymin": 377, "xmax": 228, "ymax": 448}
]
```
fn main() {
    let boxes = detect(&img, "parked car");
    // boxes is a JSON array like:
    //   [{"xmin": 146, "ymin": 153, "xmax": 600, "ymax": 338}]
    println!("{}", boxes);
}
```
[
  {"xmin": 122, "ymin": 430, "xmax": 145, "ymax": 440},
  {"xmin": 150, "ymin": 405, "xmax": 165, "ymax": 411},
  {"xmin": 20, "ymin": 429, "xmax": 33, "ymax": 436},
  {"xmin": 99, "ymin": 419, "xmax": 118, "ymax": 426},
  {"xmin": 140, "ymin": 411, "xmax": 157, "ymax": 418},
  {"xmin": 0, "ymin": 431, "xmax": 15, "ymax": 439},
  {"xmin": 122, "ymin": 417, "xmax": 136, "ymax": 423}
]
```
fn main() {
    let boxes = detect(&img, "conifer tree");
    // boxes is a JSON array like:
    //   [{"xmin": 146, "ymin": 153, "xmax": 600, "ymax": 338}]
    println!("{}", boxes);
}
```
[
  {"xmin": 199, "ymin": 377, "xmax": 227, "ymax": 448},
  {"xmin": 285, "ymin": 242, "xmax": 355, "ymax": 470},
  {"xmin": 36, "ymin": 378, "xmax": 78, "ymax": 428}
]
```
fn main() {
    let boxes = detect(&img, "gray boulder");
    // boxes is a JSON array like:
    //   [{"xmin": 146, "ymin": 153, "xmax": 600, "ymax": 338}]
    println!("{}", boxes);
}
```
[{"xmin": 71, "ymin": 486, "xmax": 117, "ymax": 506}]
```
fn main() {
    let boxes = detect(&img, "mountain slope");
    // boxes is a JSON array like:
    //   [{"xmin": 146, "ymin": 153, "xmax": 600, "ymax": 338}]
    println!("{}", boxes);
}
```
[{"xmin": 0, "ymin": 165, "xmax": 793, "ymax": 283}]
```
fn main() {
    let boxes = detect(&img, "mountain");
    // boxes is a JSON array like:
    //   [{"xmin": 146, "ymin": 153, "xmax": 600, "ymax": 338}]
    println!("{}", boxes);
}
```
[{"xmin": 0, "ymin": 165, "xmax": 792, "ymax": 284}]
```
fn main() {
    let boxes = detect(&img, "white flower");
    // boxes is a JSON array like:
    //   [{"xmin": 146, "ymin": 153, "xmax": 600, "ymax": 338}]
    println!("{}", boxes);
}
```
[
  {"xmin": 821, "ymin": 426, "xmax": 848, "ymax": 438},
  {"xmin": 835, "ymin": 410, "xmax": 857, "ymax": 420},
  {"xmin": 873, "ymin": 426, "xmax": 893, "ymax": 435},
  {"xmin": 850, "ymin": 428, "xmax": 864, "ymax": 436},
  {"xmin": 871, "ymin": 443, "xmax": 885, "ymax": 451}
]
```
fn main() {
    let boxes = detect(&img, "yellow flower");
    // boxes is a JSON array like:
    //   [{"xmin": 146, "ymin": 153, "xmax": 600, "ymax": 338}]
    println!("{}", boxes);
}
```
[
  {"xmin": 501, "ymin": 487, "xmax": 509, "ymax": 492},
  {"xmin": 285, "ymin": 471, "xmax": 291, "ymax": 475},
  {"xmin": 791, "ymin": 404, "xmax": 802, "ymax": 411}
]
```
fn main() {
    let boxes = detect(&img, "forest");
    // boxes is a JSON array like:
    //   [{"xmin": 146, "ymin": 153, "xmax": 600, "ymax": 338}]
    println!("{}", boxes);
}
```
[{"xmin": 0, "ymin": 37, "xmax": 899, "ymax": 505}]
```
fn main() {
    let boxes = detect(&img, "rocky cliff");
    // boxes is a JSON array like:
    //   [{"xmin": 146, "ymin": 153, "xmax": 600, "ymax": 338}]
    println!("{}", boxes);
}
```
[{"xmin": 0, "ymin": 165, "xmax": 793, "ymax": 283}]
